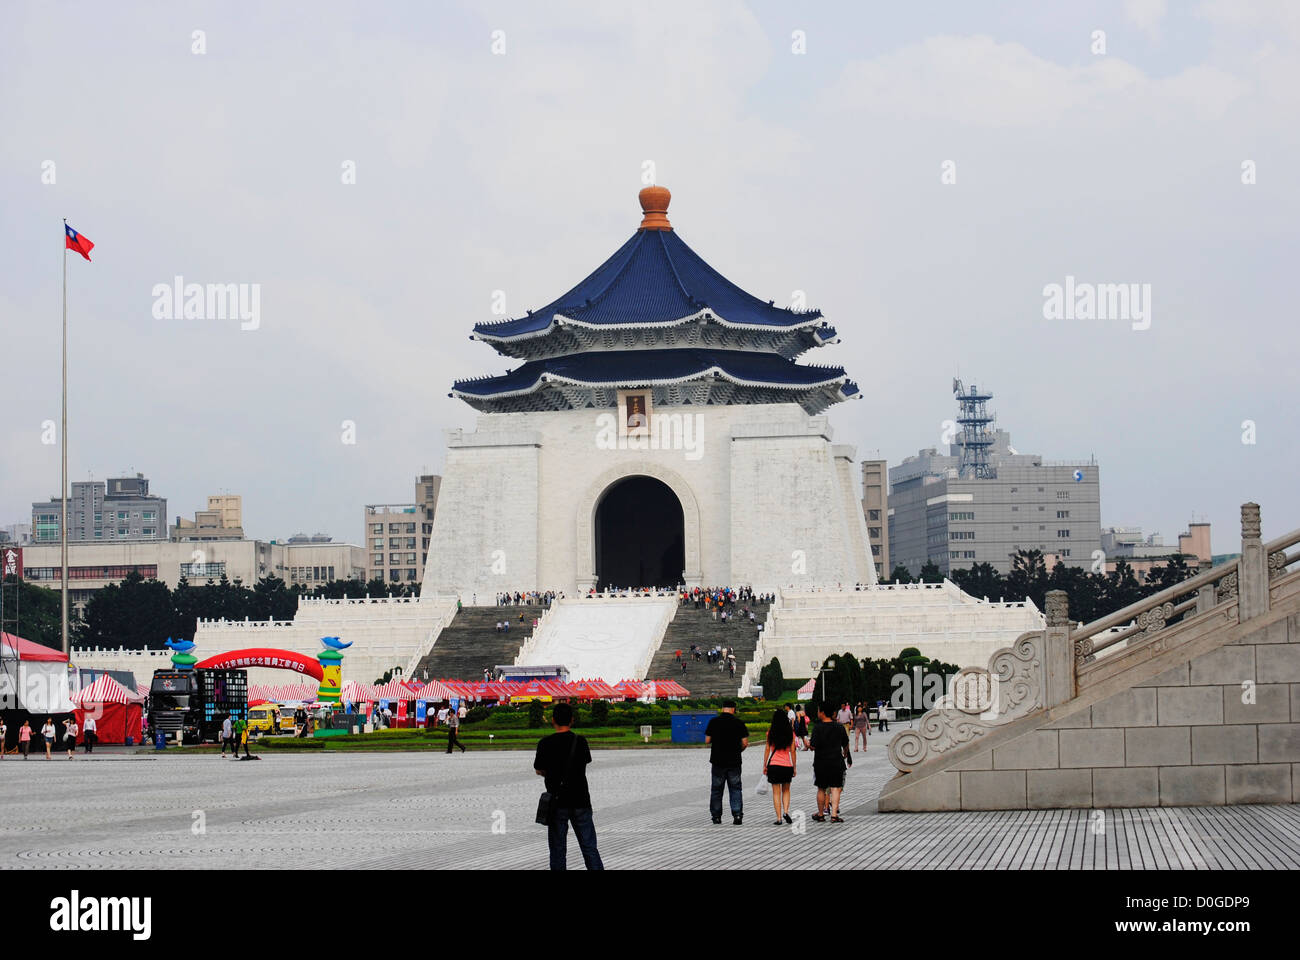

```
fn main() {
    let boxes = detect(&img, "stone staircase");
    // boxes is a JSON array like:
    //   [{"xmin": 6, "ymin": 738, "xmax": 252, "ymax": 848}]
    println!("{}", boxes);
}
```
[
  {"xmin": 412, "ymin": 605, "xmax": 538, "ymax": 681},
  {"xmin": 879, "ymin": 503, "xmax": 1300, "ymax": 811},
  {"xmin": 644, "ymin": 601, "xmax": 770, "ymax": 698}
]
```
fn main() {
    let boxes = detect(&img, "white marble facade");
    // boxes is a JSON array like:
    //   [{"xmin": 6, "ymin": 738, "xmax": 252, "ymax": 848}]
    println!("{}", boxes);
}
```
[{"xmin": 422, "ymin": 402, "xmax": 878, "ymax": 601}]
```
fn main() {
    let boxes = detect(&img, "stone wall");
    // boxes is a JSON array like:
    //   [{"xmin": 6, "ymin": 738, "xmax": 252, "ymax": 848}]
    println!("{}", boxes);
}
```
[{"xmin": 423, "ymin": 402, "xmax": 875, "ymax": 599}]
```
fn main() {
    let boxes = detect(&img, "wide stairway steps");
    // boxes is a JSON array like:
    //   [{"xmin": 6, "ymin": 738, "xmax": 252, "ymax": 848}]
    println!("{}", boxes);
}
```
[
  {"xmin": 645, "ymin": 601, "xmax": 770, "ymax": 698},
  {"xmin": 413, "ymin": 605, "xmax": 540, "ymax": 681}
]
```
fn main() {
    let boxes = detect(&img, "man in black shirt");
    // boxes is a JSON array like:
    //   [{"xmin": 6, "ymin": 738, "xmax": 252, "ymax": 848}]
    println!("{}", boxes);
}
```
[
  {"xmin": 704, "ymin": 700, "xmax": 750, "ymax": 825},
  {"xmin": 811, "ymin": 703, "xmax": 852, "ymax": 822},
  {"xmin": 533, "ymin": 703, "xmax": 604, "ymax": 870}
]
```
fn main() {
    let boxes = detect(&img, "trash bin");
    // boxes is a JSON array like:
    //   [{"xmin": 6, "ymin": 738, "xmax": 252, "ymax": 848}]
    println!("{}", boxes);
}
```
[
  {"xmin": 670, "ymin": 710, "xmax": 717, "ymax": 744},
  {"xmin": 154, "ymin": 730, "xmax": 166, "ymax": 750}
]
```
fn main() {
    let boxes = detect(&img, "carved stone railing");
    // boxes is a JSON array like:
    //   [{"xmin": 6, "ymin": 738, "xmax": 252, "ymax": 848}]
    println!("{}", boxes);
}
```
[
  {"xmin": 885, "ymin": 503, "xmax": 1300, "ymax": 776},
  {"xmin": 1072, "ymin": 504, "xmax": 1300, "ymax": 674},
  {"xmin": 887, "ymin": 629, "xmax": 1049, "ymax": 770}
]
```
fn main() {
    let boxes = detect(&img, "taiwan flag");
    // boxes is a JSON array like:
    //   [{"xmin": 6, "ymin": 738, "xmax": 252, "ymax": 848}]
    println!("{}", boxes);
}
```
[{"xmin": 65, "ymin": 224, "xmax": 94, "ymax": 261}]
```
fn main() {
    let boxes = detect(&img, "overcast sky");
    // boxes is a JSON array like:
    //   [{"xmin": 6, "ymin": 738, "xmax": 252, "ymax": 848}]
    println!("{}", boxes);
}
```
[{"xmin": 3, "ymin": 1, "xmax": 1296, "ymax": 556}]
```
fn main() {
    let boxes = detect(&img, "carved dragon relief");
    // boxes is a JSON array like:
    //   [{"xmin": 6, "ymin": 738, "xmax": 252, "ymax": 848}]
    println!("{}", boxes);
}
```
[{"xmin": 888, "ymin": 633, "xmax": 1044, "ymax": 772}]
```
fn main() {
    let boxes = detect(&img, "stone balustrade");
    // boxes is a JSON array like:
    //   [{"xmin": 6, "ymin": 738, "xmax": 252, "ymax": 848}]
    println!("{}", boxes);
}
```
[{"xmin": 879, "ymin": 502, "xmax": 1300, "ymax": 810}]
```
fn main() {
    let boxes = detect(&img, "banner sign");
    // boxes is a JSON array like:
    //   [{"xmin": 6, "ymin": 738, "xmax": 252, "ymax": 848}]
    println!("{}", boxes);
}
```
[{"xmin": 1, "ymin": 546, "xmax": 21, "ymax": 580}]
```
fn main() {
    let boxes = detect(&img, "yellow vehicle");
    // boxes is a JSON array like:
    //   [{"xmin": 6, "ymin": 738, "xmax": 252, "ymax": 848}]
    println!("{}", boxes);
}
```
[{"xmin": 247, "ymin": 705, "xmax": 290, "ymax": 736}]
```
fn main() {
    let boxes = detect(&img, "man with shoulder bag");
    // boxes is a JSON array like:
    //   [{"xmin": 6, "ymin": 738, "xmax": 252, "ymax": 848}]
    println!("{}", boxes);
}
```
[{"xmin": 533, "ymin": 703, "xmax": 603, "ymax": 870}]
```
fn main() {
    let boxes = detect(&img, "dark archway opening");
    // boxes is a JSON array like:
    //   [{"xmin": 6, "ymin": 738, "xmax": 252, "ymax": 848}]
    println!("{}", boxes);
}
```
[{"xmin": 594, "ymin": 476, "xmax": 685, "ymax": 590}]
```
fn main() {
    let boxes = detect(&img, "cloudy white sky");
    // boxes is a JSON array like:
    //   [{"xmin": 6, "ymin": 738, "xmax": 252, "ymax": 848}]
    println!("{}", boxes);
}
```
[{"xmin": 2, "ymin": 1, "xmax": 1296, "ymax": 555}]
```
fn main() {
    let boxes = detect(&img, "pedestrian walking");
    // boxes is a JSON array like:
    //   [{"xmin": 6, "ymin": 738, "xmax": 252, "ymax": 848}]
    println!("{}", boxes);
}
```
[
  {"xmin": 82, "ymin": 715, "xmax": 96, "ymax": 753},
  {"xmin": 837, "ymin": 702, "xmax": 853, "ymax": 737},
  {"xmin": 445, "ymin": 706, "xmax": 465, "ymax": 754},
  {"xmin": 762, "ymin": 709, "xmax": 796, "ymax": 825},
  {"xmin": 41, "ymin": 718, "xmax": 54, "ymax": 759},
  {"xmin": 877, "ymin": 699, "xmax": 890, "ymax": 732},
  {"xmin": 0, "ymin": 718, "xmax": 5, "ymax": 759},
  {"xmin": 533, "ymin": 703, "xmax": 603, "ymax": 870},
  {"xmin": 811, "ymin": 703, "xmax": 852, "ymax": 823},
  {"xmin": 220, "ymin": 714, "xmax": 234, "ymax": 756},
  {"xmin": 853, "ymin": 705, "xmax": 870, "ymax": 752},
  {"xmin": 794, "ymin": 705, "xmax": 810, "ymax": 751},
  {"xmin": 704, "ymin": 699, "xmax": 749, "ymax": 825},
  {"xmin": 62, "ymin": 718, "xmax": 78, "ymax": 758},
  {"xmin": 234, "ymin": 715, "xmax": 251, "ymax": 757}
]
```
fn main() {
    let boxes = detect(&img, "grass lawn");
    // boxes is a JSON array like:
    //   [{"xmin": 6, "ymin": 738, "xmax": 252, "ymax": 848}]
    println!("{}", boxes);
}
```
[{"xmin": 176, "ymin": 722, "xmax": 776, "ymax": 753}]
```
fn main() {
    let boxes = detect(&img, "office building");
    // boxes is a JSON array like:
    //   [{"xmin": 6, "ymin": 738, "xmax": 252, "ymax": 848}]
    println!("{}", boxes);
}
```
[{"xmin": 31, "ymin": 474, "xmax": 167, "ymax": 543}]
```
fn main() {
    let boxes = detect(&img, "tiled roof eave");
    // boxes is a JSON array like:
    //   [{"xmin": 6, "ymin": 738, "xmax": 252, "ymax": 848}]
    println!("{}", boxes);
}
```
[
  {"xmin": 471, "ymin": 308, "xmax": 829, "ymax": 344},
  {"xmin": 452, "ymin": 365, "xmax": 851, "ymax": 402}
]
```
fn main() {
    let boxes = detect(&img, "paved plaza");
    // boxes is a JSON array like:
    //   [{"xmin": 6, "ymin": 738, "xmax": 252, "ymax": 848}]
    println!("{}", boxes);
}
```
[{"xmin": 2, "ymin": 745, "xmax": 1299, "ymax": 869}]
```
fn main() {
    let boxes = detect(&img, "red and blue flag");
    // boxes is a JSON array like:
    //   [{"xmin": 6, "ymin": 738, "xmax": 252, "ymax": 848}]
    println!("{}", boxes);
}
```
[{"xmin": 65, "ymin": 224, "xmax": 94, "ymax": 261}]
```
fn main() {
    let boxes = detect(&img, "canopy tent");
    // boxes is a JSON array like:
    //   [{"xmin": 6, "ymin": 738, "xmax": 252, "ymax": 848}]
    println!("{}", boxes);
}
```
[
  {"xmin": 568, "ymin": 679, "xmax": 618, "ymax": 700},
  {"xmin": 414, "ymin": 679, "xmax": 455, "ymax": 702},
  {"xmin": 611, "ymin": 679, "xmax": 645, "ymax": 698},
  {"xmin": 248, "ymin": 682, "xmax": 319, "ymax": 703},
  {"xmin": 72, "ymin": 674, "xmax": 144, "ymax": 745},
  {"xmin": 2, "ymin": 631, "xmax": 75, "ymax": 713},
  {"xmin": 370, "ymin": 680, "xmax": 418, "ymax": 701},
  {"xmin": 796, "ymin": 678, "xmax": 816, "ymax": 701},
  {"xmin": 2, "ymin": 633, "xmax": 68, "ymax": 662}
]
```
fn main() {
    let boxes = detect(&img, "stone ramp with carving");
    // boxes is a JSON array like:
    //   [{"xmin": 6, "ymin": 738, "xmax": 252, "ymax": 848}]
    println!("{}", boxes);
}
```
[{"xmin": 879, "ymin": 503, "xmax": 1300, "ymax": 811}]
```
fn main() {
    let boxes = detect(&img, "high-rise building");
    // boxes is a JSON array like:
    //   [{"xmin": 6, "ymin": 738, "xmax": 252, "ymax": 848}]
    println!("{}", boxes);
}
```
[
  {"xmin": 31, "ymin": 474, "xmax": 167, "ymax": 544},
  {"xmin": 363, "ymin": 475, "xmax": 441, "ymax": 585},
  {"xmin": 861, "ymin": 459, "xmax": 889, "ymax": 580},
  {"xmin": 889, "ymin": 384, "xmax": 1101, "ymax": 577},
  {"xmin": 171, "ymin": 494, "xmax": 245, "ymax": 541}
]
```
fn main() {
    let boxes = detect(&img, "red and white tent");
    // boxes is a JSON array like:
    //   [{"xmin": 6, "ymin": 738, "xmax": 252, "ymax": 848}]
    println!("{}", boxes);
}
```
[
  {"xmin": 72, "ymin": 675, "xmax": 145, "ymax": 745},
  {"xmin": 248, "ymin": 682, "xmax": 318, "ymax": 703},
  {"xmin": 2, "ymin": 631, "xmax": 75, "ymax": 712},
  {"xmin": 73, "ymin": 675, "xmax": 144, "ymax": 705},
  {"xmin": 796, "ymin": 678, "xmax": 816, "ymax": 701},
  {"xmin": 415, "ymin": 679, "xmax": 454, "ymax": 702}
]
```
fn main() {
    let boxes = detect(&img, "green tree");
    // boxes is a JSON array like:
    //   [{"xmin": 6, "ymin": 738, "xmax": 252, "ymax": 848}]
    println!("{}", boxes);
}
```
[
  {"xmin": 888, "ymin": 564, "xmax": 915, "ymax": 584},
  {"xmin": 918, "ymin": 559, "xmax": 944, "ymax": 583},
  {"xmin": 527, "ymin": 698, "xmax": 545, "ymax": 728},
  {"xmin": 79, "ymin": 570, "xmax": 174, "ymax": 649},
  {"xmin": 950, "ymin": 562, "xmax": 1003, "ymax": 600},
  {"xmin": 252, "ymin": 575, "xmax": 297, "ymax": 621},
  {"xmin": 1, "ymin": 575, "xmax": 65, "ymax": 650},
  {"xmin": 758, "ymin": 657, "xmax": 785, "ymax": 698},
  {"xmin": 1006, "ymin": 549, "xmax": 1049, "ymax": 609},
  {"xmin": 1103, "ymin": 560, "xmax": 1144, "ymax": 613},
  {"xmin": 1145, "ymin": 555, "xmax": 1194, "ymax": 593}
]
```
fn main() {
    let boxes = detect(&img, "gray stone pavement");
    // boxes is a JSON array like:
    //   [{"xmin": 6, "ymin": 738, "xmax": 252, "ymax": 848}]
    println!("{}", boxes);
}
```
[{"xmin": 1, "ymin": 745, "xmax": 1298, "ymax": 869}]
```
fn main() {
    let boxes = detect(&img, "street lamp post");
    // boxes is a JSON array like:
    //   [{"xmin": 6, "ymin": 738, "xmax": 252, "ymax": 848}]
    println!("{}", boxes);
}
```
[{"xmin": 815, "ymin": 658, "xmax": 836, "ymax": 703}]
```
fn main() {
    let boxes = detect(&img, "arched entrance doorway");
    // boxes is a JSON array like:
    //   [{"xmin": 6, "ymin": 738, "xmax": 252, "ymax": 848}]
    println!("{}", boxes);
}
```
[{"xmin": 594, "ymin": 476, "xmax": 685, "ymax": 589}]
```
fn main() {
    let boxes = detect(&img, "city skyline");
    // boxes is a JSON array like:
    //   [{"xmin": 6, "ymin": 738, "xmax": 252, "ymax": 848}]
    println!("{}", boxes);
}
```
[{"xmin": 4, "ymin": 1, "xmax": 1297, "ymax": 557}]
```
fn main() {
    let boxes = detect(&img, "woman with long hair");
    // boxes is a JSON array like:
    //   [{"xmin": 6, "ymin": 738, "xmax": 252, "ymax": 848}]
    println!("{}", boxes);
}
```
[{"xmin": 763, "ymin": 709, "xmax": 797, "ymax": 825}]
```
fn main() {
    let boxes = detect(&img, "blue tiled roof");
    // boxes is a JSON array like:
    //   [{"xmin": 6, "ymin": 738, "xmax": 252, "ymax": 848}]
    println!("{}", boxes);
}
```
[
  {"xmin": 452, "ymin": 349, "xmax": 855, "ymax": 398},
  {"xmin": 473, "ymin": 230, "xmax": 823, "ymax": 340}
]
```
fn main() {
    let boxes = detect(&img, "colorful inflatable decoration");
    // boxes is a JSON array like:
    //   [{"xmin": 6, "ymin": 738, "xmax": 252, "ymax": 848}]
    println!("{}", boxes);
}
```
[
  {"xmin": 194, "ymin": 648, "xmax": 325, "ymax": 681},
  {"xmin": 315, "ymin": 636, "xmax": 350, "ymax": 704},
  {"xmin": 164, "ymin": 637, "xmax": 197, "ymax": 671}
]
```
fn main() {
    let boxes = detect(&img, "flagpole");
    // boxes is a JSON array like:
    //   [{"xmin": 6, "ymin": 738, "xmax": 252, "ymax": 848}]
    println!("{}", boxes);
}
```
[{"xmin": 61, "ymin": 218, "xmax": 69, "ymax": 656}]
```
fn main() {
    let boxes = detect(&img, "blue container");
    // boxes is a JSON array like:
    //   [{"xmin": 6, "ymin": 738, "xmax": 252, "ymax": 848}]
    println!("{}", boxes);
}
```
[
  {"xmin": 670, "ymin": 710, "xmax": 717, "ymax": 744},
  {"xmin": 154, "ymin": 730, "xmax": 166, "ymax": 750}
]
